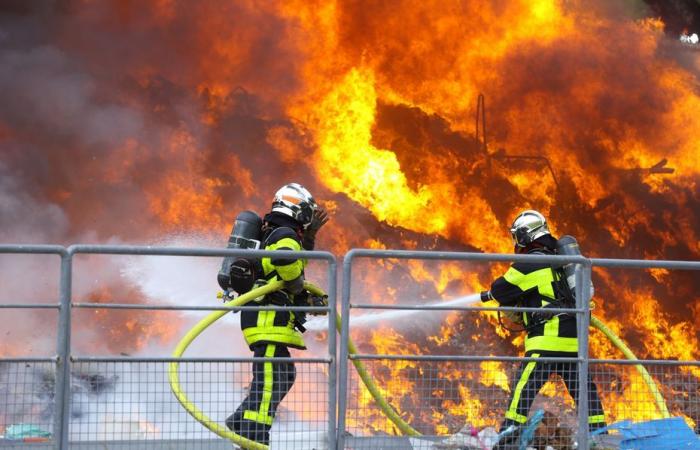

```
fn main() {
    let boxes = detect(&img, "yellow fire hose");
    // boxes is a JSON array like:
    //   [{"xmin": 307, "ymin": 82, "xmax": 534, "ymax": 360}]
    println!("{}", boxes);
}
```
[
  {"xmin": 590, "ymin": 316, "xmax": 670, "ymax": 418},
  {"xmin": 169, "ymin": 282, "xmax": 669, "ymax": 449},
  {"xmin": 168, "ymin": 281, "xmax": 285, "ymax": 450}
]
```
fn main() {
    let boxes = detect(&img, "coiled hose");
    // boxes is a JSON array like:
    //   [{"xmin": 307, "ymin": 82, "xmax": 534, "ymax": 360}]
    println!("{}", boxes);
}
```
[{"xmin": 169, "ymin": 283, "xmax": 669, "ymax": 449}]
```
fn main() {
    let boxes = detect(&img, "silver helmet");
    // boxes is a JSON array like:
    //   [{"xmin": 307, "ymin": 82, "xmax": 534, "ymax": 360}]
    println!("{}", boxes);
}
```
[
  {"xmin": 271, "ymin": 183, "xmax": 317, "ymax": 227},
  {"xmin": 509, "ymin": 210, "xmax": 550, "ymax": 248}
]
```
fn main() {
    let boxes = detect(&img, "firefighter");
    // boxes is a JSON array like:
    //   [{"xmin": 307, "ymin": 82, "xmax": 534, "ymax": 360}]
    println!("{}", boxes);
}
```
[
  {"xmin": 223, "ymin": 182, "xmax": 329, "ymax": 445},
  {"xmin": 480, "ymin": 210, "xmax": 605, "ymax": 449}
]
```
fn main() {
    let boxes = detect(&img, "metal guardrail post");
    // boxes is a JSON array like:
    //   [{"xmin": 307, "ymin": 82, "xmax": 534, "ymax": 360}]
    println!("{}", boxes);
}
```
[
  {"xmin": 327, "ymin": 259, "xmax": 338, "ymax": 450},
  {"xmin": 575, "ymin": 264, "xmax": 592, "ymax": 449},
  {"xmin": 54, "ymin": 250, "xmax": 72, "ymax": 450},
  {"xmin": 336, "ymin": 251, "xmax": 354, "ymax": 450}
]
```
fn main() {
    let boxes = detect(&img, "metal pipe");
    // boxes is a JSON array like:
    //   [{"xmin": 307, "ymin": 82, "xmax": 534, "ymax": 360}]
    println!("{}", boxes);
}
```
[
  {"xmin": 350, "ymin": 354, "xmax": 582, "ymax": 363},
  {"xmin": 575, "ymin": 264, "xmax": 592, "ymax": 450},
  {"xmin": 71, "ymin": 356, "xmax": 331, "ymax": 363},
  {"xmin": 336, "ymin": 250, "xmax": 354, "ymax": 450},
  {"xmin": 351, "ymin": 303, "xmax": 583, "ymax": 313},
  {"xmin": 0, "ymin": 304, "xmax": 60, "ymax": 309},
  {"xmin": 71, "ymin": 303, "xmax": 330, "ymax": 312},
  {"xmin": 68, "ymin": 244, "xmax": 334, "ymax": 261},
  {"xmin": 591, "ymin": 257, "xmax": 700, "ymax": 270},
  {"xmin": 588, "ymin": 358, "xmax": 700, "ymax": 366},
  {"xmin": 337, "ymin": 248, "xmax": 589, "ymax": 264},
  {"xmin": 327, "ymin": 260, "xmax": 338, "ymax": 450},
  {"xmin": 0, "ymin": 244, "xmax": 66, "ymax": 254},
  {"xmin": 54, "ymin": 251, "xmax": 72, "ymax": 450},
  {"xmin": 0, "ymin": 357, "xmax": 58, "ymax": 362}
]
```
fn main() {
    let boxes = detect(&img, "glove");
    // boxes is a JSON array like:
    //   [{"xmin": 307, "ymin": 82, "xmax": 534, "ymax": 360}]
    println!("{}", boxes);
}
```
[
  {"xmin": 302, "ymin": 207, "xmax": 329, "ymax": 250},
  {"xmin": 480, "ymin": 290, "xmax": 494, "ymax": 302},
  {"xmin": 307, "ymin": 294, "xmax": 329, "ymax": 316},
  {"xmin": 284, "ymin": 275, "xmax": 305, "ymax": 294},
  {"xmin": 532, "ymin": 310, "xmax": 554, "ymax": 324},
  {"xmin": 217, "ymin": 272, "xmax": 231, "ymax": 291}
]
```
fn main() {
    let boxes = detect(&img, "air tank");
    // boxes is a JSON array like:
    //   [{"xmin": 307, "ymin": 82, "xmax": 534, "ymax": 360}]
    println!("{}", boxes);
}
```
[
  {"xmin": 556, "ymin": 235, "xmax": 594, "ymax": 298},
  {"xmin": 217, "ymin": 210, "xmax": 263, "ymax": 290}
]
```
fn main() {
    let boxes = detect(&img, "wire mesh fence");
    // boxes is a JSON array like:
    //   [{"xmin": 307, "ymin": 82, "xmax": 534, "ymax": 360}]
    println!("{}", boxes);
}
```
[
  {"xmin": 60, "ymin": 360, "xmax": 330, "ymax": 449},
  {"xmin": 0, "ymin": 360, "xmax": 55, "ymax": 448},
  {"xmin": 3, "ymin": 358, "xmax": 699, "ymax": 449},
  {"xmin": 341, "ymin": 358, "xmax": 700, "ymax": 449},
  {"xmin": 2, "ymin": 245, "xmax": 700, "ymax": 449}
]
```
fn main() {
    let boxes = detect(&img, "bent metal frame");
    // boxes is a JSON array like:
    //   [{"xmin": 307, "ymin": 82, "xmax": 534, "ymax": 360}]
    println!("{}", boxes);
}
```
[{"xmin": 0, "ymin": 244, "xmax": 698, "ymax": 449}]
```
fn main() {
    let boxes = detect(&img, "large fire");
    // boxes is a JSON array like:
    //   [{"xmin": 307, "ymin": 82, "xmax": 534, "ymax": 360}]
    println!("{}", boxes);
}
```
[{"xmin": 1, "ymin": 0, "xmax": 699, "ymax": 439}]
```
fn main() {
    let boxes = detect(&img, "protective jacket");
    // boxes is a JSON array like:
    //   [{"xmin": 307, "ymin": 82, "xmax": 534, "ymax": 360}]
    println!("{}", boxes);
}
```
[
  {"xmin": 489, "ymin": 236, "xmax": 606, "ymax": 432},
  {"xmin": 239, "ymin": 212, "xmax": 307, "ymax": 350},
  {"xmin": 489, "ymin": 244, "xmax": 578, "ymax": 354}
]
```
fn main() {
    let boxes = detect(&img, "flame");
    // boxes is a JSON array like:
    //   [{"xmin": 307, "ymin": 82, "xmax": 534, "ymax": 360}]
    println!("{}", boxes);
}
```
[
  {"xmin": 78, "ymin": 287, "xmax": 182, "ymax": 354},
  {"xmin": 3, "ymin": 0, "xmax": 700, "ymax": 438}
]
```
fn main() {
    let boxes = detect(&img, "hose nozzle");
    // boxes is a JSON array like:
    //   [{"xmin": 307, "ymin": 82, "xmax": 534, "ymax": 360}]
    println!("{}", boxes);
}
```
[{"xmin": 480, "ymin": 290, "xmax": 493, "ymax": 302}]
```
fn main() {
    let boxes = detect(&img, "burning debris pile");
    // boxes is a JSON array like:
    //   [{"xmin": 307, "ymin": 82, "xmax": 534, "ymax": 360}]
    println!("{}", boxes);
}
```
[{"xmin": 0, "ymin": 0, "xmax": 699, "ymax": 442}]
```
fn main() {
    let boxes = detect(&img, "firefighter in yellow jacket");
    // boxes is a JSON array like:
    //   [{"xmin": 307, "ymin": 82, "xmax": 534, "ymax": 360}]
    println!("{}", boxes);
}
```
[
  {"xmin": 222, "ymin": 183, "xmax": 328, "ymax": 445},
  {"xmin": 481, "ymin": 210, "xmax": 605, "ymax": 449}
]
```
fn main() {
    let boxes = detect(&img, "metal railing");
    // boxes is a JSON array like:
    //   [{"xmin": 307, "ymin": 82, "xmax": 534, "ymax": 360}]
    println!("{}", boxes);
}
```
[
  {"xmin": 0, "ymin": 245, "xmax": 336, "ymax": 450},
  {"xmin": 0, "ymin": 244, "xmax": 698, "ymax": 449},
  {"xmin": 337, "ymin": 249, "xmax": 700, "ymax": 449}
]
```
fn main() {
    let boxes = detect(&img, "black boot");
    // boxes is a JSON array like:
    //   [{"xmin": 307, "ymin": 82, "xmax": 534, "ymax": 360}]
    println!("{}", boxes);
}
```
[{"xmin": 225, "ymin": 413, "xmax": 270, "ymax": 445}]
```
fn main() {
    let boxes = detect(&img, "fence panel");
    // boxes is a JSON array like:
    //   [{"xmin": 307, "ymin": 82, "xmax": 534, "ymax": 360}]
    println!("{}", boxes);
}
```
[
  {"xmin": 338, "ymin": 249, "xmax": 700, "ymax": 450},
  {"xmin": 2, "ymin": 244, "xmax": 699, "ymax": 449},
  {"xmin": 0, "ymin": 246, "xmax": 66, "ymax": 450},
  {"xmin": 65, "ymin": 246, "xmax": 337, "ymax": 450}
]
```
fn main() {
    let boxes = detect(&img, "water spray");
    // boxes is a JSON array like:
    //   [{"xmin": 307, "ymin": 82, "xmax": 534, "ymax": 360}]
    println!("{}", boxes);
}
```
[{"xmin": 305, "ymin": 293, "xmax": 480, "ymax": 331}]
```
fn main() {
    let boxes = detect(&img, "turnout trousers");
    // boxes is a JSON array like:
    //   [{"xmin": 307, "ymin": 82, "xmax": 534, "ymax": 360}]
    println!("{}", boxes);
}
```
[
  {"xmin": 226, "ymin": 343, "xmax": 296, "ymax": 445},
  {"xmin": 502, "ymin": 351, "xmax": 606, "ymax": 432}
]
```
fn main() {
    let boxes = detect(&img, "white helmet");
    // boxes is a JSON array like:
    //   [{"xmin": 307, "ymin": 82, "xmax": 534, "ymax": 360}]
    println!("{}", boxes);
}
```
[
  {"xmin": 271, "ymin": 183, "xmax": 317, "ymax": 227},
  {"xmin": 509, "ymin": 210, "xmax": 550, "ymax": 248}
]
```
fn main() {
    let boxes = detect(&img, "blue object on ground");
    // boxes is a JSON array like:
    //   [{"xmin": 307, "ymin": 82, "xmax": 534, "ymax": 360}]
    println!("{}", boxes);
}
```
[
  {"xmin": 519, "ymin": 409, "xmax": 545, "ymax": 450},
  {"xmin": 591, "ymin": 417, "xmax": 700, "ymax": 450},
  {"xmin": 4, "ymin": 424, "xmax": 52, "ymax": 440}
]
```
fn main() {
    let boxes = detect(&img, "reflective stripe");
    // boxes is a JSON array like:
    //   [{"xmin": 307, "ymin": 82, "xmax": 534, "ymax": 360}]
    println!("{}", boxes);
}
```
[
  {"xmin": 525, "ymin": 335, "xmax": 578, "ymax": 353},
  {"xmin": 589, "ymin": 414, "xmax": 606, "ymax": 424},
  {"xmin": 259, "ymin": 310, "xmax": 272, "ymax": 329},
  {"xmin": 262, "ymin": 237, "xmax": 304, "ymax": 281},
  {"xmin": 242, "ymin": 295, "xmax": 306, "ymax": 349},
  {"xmin": 242, "ymin": 327, "xmax": 305, "ymax": 348},
  {"xmin": 243, "ymin": 410, "xmax": 273, "ymax": 426},
  {"xmin": 505, "ymin": 353, "xmax": 540, "ymax": 424},
  {"xmin": 543, "ymin": 314, "xmax": 559, "ymax": 338},
  {"xmin": 242, "ymin": 344, "xmax": 277, "ymax": 426},
  {"xmin": 502, "ymin": 266, "xmax": 525, "ymax": 286},
  {"xmin": 503, "ymin": 267, "xmax": 555, "ymax": 298},
  {"xmin": 259, "ymin": 344, "xmax": 275, "ymax": 422}
]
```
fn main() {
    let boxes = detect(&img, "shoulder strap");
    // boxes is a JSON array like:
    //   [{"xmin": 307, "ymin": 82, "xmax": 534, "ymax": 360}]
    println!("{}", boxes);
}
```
[{"xmin": 263, "ymin": 226, "xmax": 300, "ymax": 248}]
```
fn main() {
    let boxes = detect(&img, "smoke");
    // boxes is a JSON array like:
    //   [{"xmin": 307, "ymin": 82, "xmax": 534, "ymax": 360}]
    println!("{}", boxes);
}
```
[
  {"xmin": 0, "ymin": 0, "xmax": 698, "ymax": 436},
  {"xmin": 0, "ymin": 46, "xmax": 143, "ymax": 147},
  {"xmin": 0, "ymin": 163, "xmax": 68, "ymax": 243}
]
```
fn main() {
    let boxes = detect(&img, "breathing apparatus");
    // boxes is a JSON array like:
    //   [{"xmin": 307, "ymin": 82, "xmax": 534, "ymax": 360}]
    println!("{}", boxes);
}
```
[
  {"xmin": 480, "ymin": 236, "xmax": 593, "ymax": 332},
  {"xmin": 481, "ymin": 231, "xmax": 592, "ymax": 333},
  {"xmin": 216, "ymin": 210, "xmax": 263, "ymax": 296},
  {"xmin": 555, "ymin": 234, "xmax": 594, "ymax": 299},
  {"xmin": 217, "ymin": 183, "xmax": 315, "ymax": 296}
]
